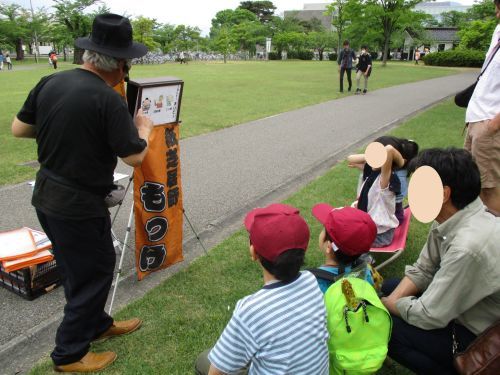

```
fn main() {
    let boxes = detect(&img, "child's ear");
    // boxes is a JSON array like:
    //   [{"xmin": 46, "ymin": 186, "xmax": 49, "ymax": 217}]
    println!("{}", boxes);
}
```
[{"xmin": 249, "ymin": 245, "xmax": 258, "ymax": 261}]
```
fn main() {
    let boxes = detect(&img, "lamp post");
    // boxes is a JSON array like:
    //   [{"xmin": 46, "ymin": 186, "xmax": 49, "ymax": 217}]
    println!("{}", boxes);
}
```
[{"xmin": 29, "ymin": 0, "xmax": 40, "ymax": 63}]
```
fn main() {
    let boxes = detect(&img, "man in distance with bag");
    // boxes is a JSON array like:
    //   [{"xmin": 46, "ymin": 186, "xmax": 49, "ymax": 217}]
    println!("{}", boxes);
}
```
[{"xmin": 11, "ymin": 14, "xmax": 153, "ymax": 372}]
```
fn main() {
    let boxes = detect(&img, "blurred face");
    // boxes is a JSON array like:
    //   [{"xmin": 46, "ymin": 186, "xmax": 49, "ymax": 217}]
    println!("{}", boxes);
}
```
[
  {"xmin": 496, "ymin": 2, "xmax": 500, "ymax": 18},
  {"xmin": 361, "ymin": 49, "xmax": 366, "ymax": 54}
]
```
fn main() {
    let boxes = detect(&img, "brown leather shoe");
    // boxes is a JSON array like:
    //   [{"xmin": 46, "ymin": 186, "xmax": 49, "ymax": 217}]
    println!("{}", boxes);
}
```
[
  {"xmin": 96, "ymin": 318, "xmax": 142, "ymax": 341},
  {"xmin": 54, "ymin": 351, "xmax": 117, "ymax": 373}
]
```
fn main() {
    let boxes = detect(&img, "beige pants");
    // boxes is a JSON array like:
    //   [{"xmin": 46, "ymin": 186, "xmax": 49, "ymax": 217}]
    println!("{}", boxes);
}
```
[
  {"xmin": 464, "ymin": 120, "xmax": 500, "ymax": 189},
  {"xmin": 356, "ymin": 70, "xmax": 369, "ymax": 91}
]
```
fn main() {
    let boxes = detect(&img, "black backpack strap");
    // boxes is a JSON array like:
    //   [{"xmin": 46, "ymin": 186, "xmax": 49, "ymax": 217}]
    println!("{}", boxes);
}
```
[{"xmin": 306, "ymin": 268, "xmax": 343, "ymax": 283}]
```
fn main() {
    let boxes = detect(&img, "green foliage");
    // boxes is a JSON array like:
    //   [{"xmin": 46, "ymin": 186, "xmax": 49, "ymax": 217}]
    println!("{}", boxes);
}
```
[
  {"xmin": 287, "ymin": 50, "xmax": 314, "ymax": 60},
  {"xmin": 423, "ymin": 50, "xmax": 484, "ymax": 67},
  {"xmin": 131, "ymin": 17, "xmax": 159, "ymax": 51},
  {"xmin": 343, "ymin": 0, "xmax": 428, "ymax": 65},
  {"xmin": 328, "ymin": 52, "xmax": 338, "ymax": 61},
  {"xmin": 52, "ymin": 0, "xmax": 102, "ymax": 63},
  {"xmin": 439, "ymin": 10, "xmax": 467, "ymax": 27},
  {"xmin": 211, "ymin": 26, "xmax": 238, "ymax": 62},
  {"xmin": 273, "ymin": 31, "xmax": 307, "ymax": 52},
  {"xmin": 172, "ymin": 24, "xmax": 202, "ymax": 52},
  {"xmin": 458, "ymin": 20, "xmax": 497, "ymax": 51},
  {"xmin": 307, "ymin": 31, "xmax": 337, "ymax": 60},
  {"xmin": 238, "ymin": 1, "xmax": 276, "ymax": 23},
  {"xmin": 268, "ymin": 51, "xmax": 280, "ymax": 59},
  {"xmin": 326, "ymin": 0, "xmax": 349, "ymax": 52}
]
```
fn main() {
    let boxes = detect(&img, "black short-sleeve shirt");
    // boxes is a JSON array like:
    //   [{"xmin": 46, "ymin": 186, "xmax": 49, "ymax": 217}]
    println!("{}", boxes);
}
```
[{"xmin": 17, "ymin": 68, "xmax": 146, "ymax": 219}]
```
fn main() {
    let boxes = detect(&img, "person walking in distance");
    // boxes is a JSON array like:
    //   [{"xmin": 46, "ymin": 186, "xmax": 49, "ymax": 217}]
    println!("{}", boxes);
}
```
[
  {"xmin": 355, "ymin": 45, "xmax": 372, "ymax": 95},
  {"xmin": 337, "ymin": 40, "xmax": 356, "ymax": 93}
]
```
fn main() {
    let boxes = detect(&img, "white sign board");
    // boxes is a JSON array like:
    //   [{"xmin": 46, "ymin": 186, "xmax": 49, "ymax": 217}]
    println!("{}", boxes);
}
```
[{"xmin": 139, "ymin": 84, "xmax": 182, "ymax": 126}]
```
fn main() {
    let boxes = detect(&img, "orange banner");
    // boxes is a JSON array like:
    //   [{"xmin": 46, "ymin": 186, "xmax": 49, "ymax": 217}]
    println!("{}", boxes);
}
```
[{"xmin": 133, "ymin": 124, "xmax": 183, "ymax": 280}]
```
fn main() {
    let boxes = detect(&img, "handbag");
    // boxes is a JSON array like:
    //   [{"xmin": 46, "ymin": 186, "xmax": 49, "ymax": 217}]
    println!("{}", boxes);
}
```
[
  {"xmin": 454, "ymin": 82, "xmax": 477, "ymax": 108},
  {"xmin": 454, "ymin": 39, "xmax": 500, "ymax": 108},
  {"xmin": 453, "ymin": 320, "xmax": 500, "ymax": 375}
]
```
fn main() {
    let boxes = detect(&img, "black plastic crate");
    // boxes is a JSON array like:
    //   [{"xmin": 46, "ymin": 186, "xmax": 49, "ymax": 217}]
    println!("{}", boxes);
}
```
[{"xmin": 0, "ymin": 260, "xmax": 60, "ymax": 300}]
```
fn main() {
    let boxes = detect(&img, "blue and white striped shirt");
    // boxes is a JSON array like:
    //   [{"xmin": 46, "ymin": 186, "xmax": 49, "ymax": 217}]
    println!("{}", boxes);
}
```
[{"xmin": 209, "ymin": 271, "xmax": 329, "ymax": 375}]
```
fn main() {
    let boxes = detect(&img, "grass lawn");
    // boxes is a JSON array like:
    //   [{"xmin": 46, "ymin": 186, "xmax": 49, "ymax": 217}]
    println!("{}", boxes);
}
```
[
  {"xmin": 30, "ymin": 99, "xmax": 466, "ymax": 374},
  {"xmin": 0, "ymin": 60, "xmax": 465, "ymax": 186}
]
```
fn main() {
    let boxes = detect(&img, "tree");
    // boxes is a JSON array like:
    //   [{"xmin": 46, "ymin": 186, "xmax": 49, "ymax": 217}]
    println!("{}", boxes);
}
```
[
  {"xmin": 52, "ymin": 0, "xmax": 102, "ymax": 64},
  {"xmin": 153, "ymin": 23, "xmax": 177, "ymax": 53},
  {"xmin": 299, "ymin": 17, "xmax": 325, "ymax": 33},
  {"xmin": 211, "ymin": 25, "xmax": 237, "ymax": 63},
  {"xmin": 307, "ymin": 31, "xmax": 337, "ymax": 60},
  {"xmin": 0, "ymin": 4, "xmax": 31, "ymax": 59},
  {"xmin": 273, "ymin": 31, "xmax": 307, "ymax": 54},
  {"xmin": 439, "ymin": 10, "xmax": 467, "ymax": 27},
  {"xmin": 132, "ymin": 16, "xmax": 159, "ymax": 51},
  {"xmin": 326, "ymin": 0, "xmax": 349, "ymax": 53},
  {"xmin": 231, "ymin": 20, "xmax": 267, "ymax": 54},
  {"xmin": 210, "ymin": 8, "xmax": 258, "ymax": 37},
  {"xmin": 344, "ymin": 0, "xmax": 426, "ymax": 66},
  {"xmin": 238, "ymin": 1, "xmax": 276, "ymax": 23},
  {"xmin": 172, "ymin": 25, "xmax": 202, "ymax": 52},
  {"xmin": 458, "ymin": 20, "xmax": 497, "ymax": 51}
]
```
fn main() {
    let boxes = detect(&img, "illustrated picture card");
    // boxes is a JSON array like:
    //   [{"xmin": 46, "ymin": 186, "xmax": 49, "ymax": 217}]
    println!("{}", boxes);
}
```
[{"xmin": 139, "ymin": 84, "xmax": 182, "ymax": 126}]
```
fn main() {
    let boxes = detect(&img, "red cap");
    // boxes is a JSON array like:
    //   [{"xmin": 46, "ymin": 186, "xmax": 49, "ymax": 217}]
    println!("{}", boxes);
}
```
[
  {"xmin": 311, "ymin": 204, "xmax": 376, "ymax": 257},
  {"xmin": 244, "ymin": 203, "xmax": 310, "ymax": 262}
]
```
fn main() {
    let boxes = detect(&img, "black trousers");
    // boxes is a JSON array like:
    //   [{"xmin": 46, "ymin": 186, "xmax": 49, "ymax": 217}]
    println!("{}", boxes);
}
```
[
  {"xmin": 36, "ymin": 210, "xmax": 115, "ymax": 366},
  {"xmin": 382, "ymin": 279, "xmax": 476, "ymax": 374},
  {"xmin": 339, "ymin": 67, "xmax": 352, "ymax": 91}
]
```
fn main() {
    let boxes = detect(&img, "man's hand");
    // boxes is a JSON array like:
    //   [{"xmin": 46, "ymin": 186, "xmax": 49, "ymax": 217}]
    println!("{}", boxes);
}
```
[
  {"xmin": 135, "ymin": 108, "xmax": 153, "ymax": 142},
  {"xmin": 381, "ymin": 296, "xmax": 400, "ymax": 317}
]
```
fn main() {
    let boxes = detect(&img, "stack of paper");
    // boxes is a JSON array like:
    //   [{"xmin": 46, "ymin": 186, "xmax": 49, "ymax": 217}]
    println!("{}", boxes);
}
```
[{"xmin": 0, "ymin": 228, "xmax": 53, "ymax": 273}]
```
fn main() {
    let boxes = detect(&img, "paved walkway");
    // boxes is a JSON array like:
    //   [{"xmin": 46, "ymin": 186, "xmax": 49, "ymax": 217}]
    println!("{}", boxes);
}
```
[{"xmin": 0, "ymin": 71, "xmax": 476, "ymax": 374}]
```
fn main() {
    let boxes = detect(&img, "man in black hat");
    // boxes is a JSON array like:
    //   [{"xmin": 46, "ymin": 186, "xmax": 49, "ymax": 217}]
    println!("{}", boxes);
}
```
[{"xmin": 11, "ymin": 14, "xmax": 153, "ymax": 372}]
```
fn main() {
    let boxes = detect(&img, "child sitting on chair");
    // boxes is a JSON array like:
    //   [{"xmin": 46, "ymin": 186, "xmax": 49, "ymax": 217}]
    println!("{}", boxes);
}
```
[
  {"xmin": 348, "ymin": 136, "xmax": 419, "ymax": 247},
  {"xmin": 310, "ymin": 205, "xmax": 381, "ymax": 293}
]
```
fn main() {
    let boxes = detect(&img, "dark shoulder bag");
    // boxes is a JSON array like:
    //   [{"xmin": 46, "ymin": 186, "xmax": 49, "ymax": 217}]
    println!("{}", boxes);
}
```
[
  {"xmin": 455, "ymin": 39, "xmax": 500, "ymax": 108},
  {"xmin": 453, "ymin": 320, "xmax": 500, "ymax": 375}
]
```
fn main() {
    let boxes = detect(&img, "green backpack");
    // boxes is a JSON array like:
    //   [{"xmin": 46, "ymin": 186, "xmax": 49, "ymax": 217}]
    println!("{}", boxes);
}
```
[{"xmin": 324, "ymin": 276, "xmax": 392, "ymax": 374}]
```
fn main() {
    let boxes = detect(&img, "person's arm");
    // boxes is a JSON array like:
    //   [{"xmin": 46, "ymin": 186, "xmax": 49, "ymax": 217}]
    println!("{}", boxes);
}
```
[
  {"xmin": 120, "ymin": 110, "xmax": 153, "ymax": 167},
  {"xmin": 379, "ymin": 145, "xmax": 404, "ymax": 189},
  {"xmin": 208, "ymin": 365, "xmax": 225, "ymax": 375},
  {"xmin": 347, "ymin": 153, "xmax": 366, "ymax": 171},
  {"xmin": 365, "ymin": 56, "xmax": 372, "ymax": 76},
  {"xmin": 395, "ymin": 248, "xmax": 493, "ymax": 330},
  {"xmin": 381, "ymin": 276, "xmax": 420, "ymax": 316},
  {"xmin": 11, "ymin": 117, "xmax": 36, "ymax": 138}
]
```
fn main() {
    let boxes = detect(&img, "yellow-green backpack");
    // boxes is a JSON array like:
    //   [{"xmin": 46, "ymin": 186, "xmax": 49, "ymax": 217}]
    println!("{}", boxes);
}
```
[{"xmin": 324, "ymin": 276, "xmax": 392, "ymax": 374}]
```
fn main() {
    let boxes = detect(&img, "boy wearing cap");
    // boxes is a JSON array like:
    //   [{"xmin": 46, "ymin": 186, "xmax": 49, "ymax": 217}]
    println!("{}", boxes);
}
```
[
  {"xmin": 195, "ymin": 203, "xmax": 329, "ymax": 375},
  {"xmin": 311, "ymin": 205, "xmax": 378, "ymax": 293}
]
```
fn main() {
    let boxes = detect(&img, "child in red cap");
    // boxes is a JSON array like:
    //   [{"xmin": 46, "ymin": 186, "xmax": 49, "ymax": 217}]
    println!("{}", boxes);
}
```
[
  {"xmin": 311, "ymin": 204, "xmax": 378, "ymax": 293},
  {"xmin": 195, "ymin": 203, "xmax": 329, "ymax": 375}
]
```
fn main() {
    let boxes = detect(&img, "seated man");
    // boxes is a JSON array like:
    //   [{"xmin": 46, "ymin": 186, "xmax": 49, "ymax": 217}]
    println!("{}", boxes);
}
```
[
  {"xmin": 195, "ymin": 203, "xmax": 329, "ymax": 375},
  {"xmin": 381, "ymin": 148, "xmax": 500, "ymax": 374}
]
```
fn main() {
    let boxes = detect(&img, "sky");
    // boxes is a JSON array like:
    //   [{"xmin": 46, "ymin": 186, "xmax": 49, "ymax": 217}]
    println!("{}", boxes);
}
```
[{"xmin": 7, "ymin": 0, "xmax": 478, "ymax": 36}]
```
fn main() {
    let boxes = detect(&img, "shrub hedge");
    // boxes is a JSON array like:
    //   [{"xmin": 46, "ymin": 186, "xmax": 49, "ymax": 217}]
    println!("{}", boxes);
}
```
[{"xmin": 423, "ymin": 50, "xmax": 484, "ymax": 67}]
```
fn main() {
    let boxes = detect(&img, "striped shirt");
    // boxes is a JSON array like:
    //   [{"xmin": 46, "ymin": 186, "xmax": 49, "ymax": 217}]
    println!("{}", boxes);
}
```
[{"xmin": 208, "ymin": 271, "xmax": 329, "ymax": 375}]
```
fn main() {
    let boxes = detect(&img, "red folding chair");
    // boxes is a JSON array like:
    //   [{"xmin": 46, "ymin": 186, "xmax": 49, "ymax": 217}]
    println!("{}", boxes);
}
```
[{"xmin": 370, "ymin": 207, "xmax": 412, "ymax": 270}]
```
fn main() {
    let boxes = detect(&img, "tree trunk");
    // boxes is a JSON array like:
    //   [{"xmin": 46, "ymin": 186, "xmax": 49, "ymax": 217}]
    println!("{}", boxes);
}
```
[
  {"xmin": 223, "ymin": 53, "xmax": 227, "ymax": 64},
  {"xmin": 63, "ymin": 46, "xmax": 67, "ymax": 62},
  {"xmin": 73, "ymin": 46, "xmax": 84, "ymax": 64},
  {"xmin": 319, "ymin": 48, "xmax": 324, "ymax": 61},
  {"xmin": 382, "ymin": 35, "xmax": 390, "ymax": 67},
  {"xmin": 16, "ymin": 38, "xmax": 24, "ymax": 60}
]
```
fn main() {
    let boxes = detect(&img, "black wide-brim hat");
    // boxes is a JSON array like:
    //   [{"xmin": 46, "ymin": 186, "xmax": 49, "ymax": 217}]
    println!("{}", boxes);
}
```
[{"xmin": 75, "ymin": 13, "xmax": 147, "ymax": 59}]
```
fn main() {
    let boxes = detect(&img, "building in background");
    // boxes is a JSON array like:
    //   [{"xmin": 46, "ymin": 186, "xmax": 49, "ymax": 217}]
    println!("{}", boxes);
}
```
[
  {"xmin": 283, "ymin": 3, "xmax": 333, "ymax": 31},
  {"xmin": 415, "ymin": 1, "xmax": 471, "ymax": 22}
]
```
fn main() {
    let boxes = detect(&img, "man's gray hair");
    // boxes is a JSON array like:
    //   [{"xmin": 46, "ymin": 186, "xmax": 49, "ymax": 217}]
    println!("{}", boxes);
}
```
[{"xmin": 82, "ymin": 50, "xmax": 120, "ymax": 72}]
